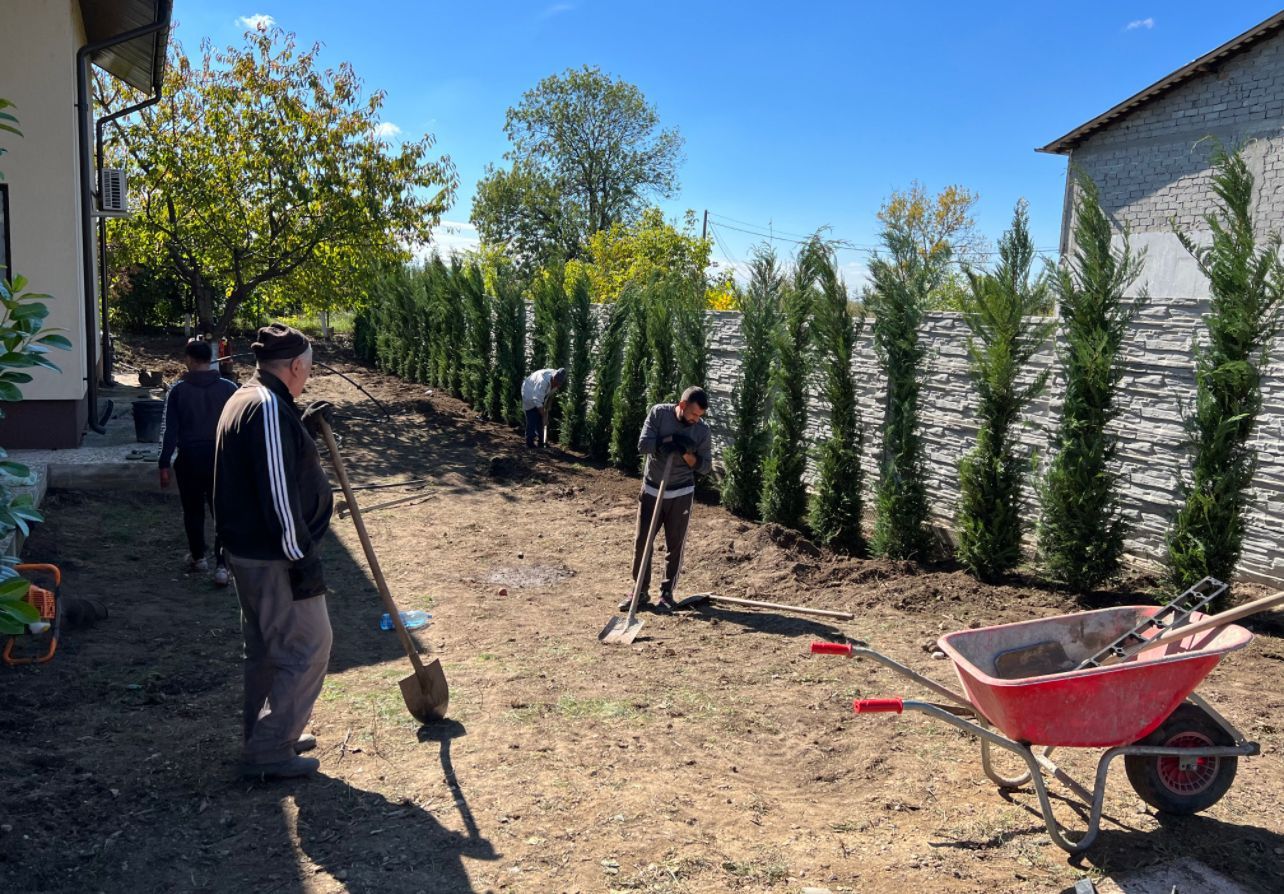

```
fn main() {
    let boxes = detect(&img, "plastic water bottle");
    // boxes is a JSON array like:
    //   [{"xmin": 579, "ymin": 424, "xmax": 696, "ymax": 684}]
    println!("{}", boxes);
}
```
[{"xmin": 380, "ymin": 610, "xmax": 431, "ymax": 631}]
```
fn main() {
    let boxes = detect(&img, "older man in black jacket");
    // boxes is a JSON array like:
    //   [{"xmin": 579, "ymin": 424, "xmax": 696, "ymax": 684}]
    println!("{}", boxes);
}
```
[{"xmin": 215, "ymin": 323, "xmax": 335, "ymax": 781}]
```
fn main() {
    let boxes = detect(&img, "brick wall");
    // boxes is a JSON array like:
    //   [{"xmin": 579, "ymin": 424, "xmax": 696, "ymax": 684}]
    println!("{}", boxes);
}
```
[{"xmin": 1064, "ymin": 30, "xmax": 1284, "ymax": 287}]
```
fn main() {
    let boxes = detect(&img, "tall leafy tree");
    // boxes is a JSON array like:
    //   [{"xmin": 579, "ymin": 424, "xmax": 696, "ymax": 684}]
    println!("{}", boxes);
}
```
[
  {"xmin": 867, "ymin": 211, "xmax": 948, "ymax": 559},
  {"xmin": 119, "ymin": 28, "xmax": 456, "ymax": 334},
  {"xmin": 759, "ymin": 261, "xmax": 814, "ymax": 528},
  {"xmin": 1038, "ymin": 176, "xmax": 1146, "ymax": 591},
  {"xmin": 1166, "ymin": 146, "xmax": 1284, "ymax": 601},
  {"xmin": 562, "ymin": 272, "xmax": 595, "ymax": 449},
  {"xmin": 721, "ymin": 248, "xmax": 783, "ymax": 518},
  {"xmin": 471, "ymin": 66, "xmax": 683, "ymax": 269},
  {"xmin": 807, "ymin": 239, "xmax": 866, "ymax": 552},
  {"xmin": 955, "ymin": 202, "xmax": 1055, "ymax": 580},
  {"xmin": 491, "ymin": 268, "xmax": 528, "ymax": 426},
  {"xmin": 643, "ymin": 278, "xmax": 679, "ymax": 406}
]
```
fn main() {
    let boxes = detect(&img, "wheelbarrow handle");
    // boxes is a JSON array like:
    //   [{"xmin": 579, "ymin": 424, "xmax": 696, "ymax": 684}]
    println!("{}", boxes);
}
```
[
  {"xmin": 811, "ymin": 641, "xmax": 852, "ymax": 656},
  {"xmin": 853, "ymin": 698, "xmax": 904, "ymax": 714}
]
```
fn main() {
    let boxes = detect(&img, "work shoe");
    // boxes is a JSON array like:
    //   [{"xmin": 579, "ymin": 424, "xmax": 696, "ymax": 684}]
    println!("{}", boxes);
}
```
[
  {"xmin": 213, "ymin": 565, "xmax": 230, "ymax": 587},
  {"xmin": 240, "ymin": 755, "xmax": 320, "ymax": 781},
  {"xmin": 295, "ymin": 733, "xmax": 317, "ymax": 754},
  {"xmin": 618, "ymin": 594, "xmax": 649, "ymax": 613},
  {"xmin": 654, "ymin": 593, "xmax": 678, "ymax": 614},
  {"xmin": 186, "ymin": 554, "xmax": 209, "ymax": 573}
]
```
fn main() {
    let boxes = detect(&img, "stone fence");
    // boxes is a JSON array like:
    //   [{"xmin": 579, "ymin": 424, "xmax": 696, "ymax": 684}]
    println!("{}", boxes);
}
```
[{"xmin": 701, "ymin": 298, "xmax": 1284, "ymax": 586}]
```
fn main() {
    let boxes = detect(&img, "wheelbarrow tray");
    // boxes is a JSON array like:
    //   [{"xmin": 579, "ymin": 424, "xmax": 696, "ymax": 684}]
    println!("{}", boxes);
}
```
[{"xmin": 937, "ymin": 606, "xmax": 1253, "ymax": 747}]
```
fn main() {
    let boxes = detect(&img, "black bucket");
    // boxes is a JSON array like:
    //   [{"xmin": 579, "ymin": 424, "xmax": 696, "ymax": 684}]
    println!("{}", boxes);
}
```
[{"xmin": 132, "ymin": 399, "xmax": 165, "ymax": 443}]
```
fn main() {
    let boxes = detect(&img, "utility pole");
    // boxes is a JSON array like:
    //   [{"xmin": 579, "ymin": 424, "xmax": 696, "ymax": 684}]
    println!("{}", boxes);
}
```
[{"xmin": 701, "ymin": 209, "xmax": 708, "ymax": 241}]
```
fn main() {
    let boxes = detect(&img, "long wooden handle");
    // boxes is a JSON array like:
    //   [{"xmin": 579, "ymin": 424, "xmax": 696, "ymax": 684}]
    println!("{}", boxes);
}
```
[
  {"xmin": 319, "ymin": 419, "xmax": 427, "ymax": 674},
  {"xmin": 625, "ymin": 453, "xmax": 674, "ymax": 623},
  {"xmin": 697, "ymin": 593, "xmax": 855, "ymax": 621},
  {"xmin": 1103, "ymin": 588, "xmax": 1284, "ymax": 665}
]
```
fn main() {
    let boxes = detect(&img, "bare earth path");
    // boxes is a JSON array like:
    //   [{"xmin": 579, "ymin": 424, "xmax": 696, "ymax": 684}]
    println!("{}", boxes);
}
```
[{"xmin": 2, "ymin": 341, "xmax": 1282, "ymax": 893}]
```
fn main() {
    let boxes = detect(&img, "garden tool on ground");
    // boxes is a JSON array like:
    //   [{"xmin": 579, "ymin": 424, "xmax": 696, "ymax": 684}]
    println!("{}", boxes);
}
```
[
  {"xmin": 674, "ymin": 592, "xmax": 854, "ymax": 621},
  {"xmin": 599, "ymin": 453, "xmax": 675, "ymax": 645},
  {"xmin": 318, "ymin": 417, "xmax": 449, "ymax": 723}
]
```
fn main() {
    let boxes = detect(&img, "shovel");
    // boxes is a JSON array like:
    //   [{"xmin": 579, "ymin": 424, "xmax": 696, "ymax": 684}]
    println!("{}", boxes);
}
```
[
  {"xmin": 600, "ymin": 453, "xmax": 674, "ymax": 645},
  {"xmin": 318, "ymin": 418, "xmax": 449, "ymax": 723}
]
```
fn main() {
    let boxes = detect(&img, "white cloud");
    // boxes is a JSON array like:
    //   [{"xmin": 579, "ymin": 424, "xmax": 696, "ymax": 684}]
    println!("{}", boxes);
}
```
[
  {"xmin": 411, "ymin": 220, "xmax": 481, "ymax": 261},
  {"xmin": 539, "ymin": 3, "xmax": 575, "ymax": 19},
  {"xmin": 1125, "ymin": 17, "xmax": 1155, "ymax": 31},
  {"xmin": 237, "ymin": 13, "xmax": 276, "ymax": 31},
  {"xmin": 373, "ymin": 122, "xmax": 402, "ymax": 140}
]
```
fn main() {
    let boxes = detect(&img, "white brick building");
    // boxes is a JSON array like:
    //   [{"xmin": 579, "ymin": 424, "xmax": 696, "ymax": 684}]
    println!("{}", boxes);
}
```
[{"xmin": 1039, "ymin": 11, "xmax": 1284, "ymax": 299}]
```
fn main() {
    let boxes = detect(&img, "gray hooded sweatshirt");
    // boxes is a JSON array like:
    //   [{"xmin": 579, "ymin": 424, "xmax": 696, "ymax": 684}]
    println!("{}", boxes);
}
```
[{"xmin": 638, "ymin": 402, "xmax": 712, "ymax": 498}]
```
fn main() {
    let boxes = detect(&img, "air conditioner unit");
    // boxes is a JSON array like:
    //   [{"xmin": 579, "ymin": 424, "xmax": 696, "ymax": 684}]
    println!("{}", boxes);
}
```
[{"xmin": 98, "ymin": 168, "xmax": 129, "ymax": 216}]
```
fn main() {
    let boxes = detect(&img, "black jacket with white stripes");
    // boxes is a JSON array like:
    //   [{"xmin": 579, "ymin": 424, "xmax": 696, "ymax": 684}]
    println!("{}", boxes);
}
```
[{"xmin": 214, "ymin": 370, "xmax": 333, "ymax": 593}]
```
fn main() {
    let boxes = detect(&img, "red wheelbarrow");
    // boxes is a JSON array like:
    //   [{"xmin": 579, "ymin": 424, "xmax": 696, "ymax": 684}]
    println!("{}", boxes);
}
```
[{"xmin": 811, "ymin": 597, "xmax": 1271, "ymax": 853}]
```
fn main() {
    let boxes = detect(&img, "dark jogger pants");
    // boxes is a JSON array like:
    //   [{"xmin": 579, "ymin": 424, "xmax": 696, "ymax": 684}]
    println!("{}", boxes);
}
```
[
  {"xmin": 174, "ymin": 449, "xmax": 221, "ymax": 564},
  {"xmin": 525, "ymin": 407, "xmax": 544, "ymax": 447},
  {"xmin": 630, "ymin": 490, "xmax": 694, "ymax": 599}
]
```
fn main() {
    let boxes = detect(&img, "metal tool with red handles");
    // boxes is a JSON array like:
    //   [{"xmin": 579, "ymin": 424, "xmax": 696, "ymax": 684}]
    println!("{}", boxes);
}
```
[{"xmin": 808, "ymin": 603, "xmax": 1263, "ymax": 854}]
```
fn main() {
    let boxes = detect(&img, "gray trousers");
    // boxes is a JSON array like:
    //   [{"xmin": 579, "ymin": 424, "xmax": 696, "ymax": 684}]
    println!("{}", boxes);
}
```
[
  {"xmin": 631, "ymin": 491, "xmax": 694, "ymax": 599},
  {"xmin": 227, "ymin": 554, "xmax": 333, "ymax": 765}
]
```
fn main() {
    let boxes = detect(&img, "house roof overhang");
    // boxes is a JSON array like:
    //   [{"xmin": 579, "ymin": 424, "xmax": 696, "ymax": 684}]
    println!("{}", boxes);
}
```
[
  {"xmin": 1037, "ymin": 11, "xmax": 1284, "ymax": 155},
  {"xmin": 79, "ymin": 0, "xmax": 173, "ymax": 94}
]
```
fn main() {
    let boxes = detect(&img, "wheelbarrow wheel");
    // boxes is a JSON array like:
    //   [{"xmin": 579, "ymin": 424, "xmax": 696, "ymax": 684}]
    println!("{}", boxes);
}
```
[{"xmin": 1124, "ymin": 703, "xmax": 1237, "ymax": 815}]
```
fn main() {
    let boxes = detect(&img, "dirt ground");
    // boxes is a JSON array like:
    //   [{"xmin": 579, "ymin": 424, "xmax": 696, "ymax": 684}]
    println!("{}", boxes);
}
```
[{"xmin": 2, "ymin": 338, "xmax": 1282, "ymax": 894}]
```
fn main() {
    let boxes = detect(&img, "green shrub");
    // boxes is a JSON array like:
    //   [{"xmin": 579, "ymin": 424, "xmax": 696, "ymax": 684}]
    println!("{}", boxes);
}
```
[
  {"xmin": 1166, "ymin": 146, "xmax": 1284, "ymax": 603},
  {"xmin": 562, "ymin": 273, "xmax": 594, "ymax": 449},
  {"xmin": 759, "ymin": 260, "xmax": 813, "ymax": 528},
  {"xmin": 1038, "ymin": 175, "xmax": 1146, "ymax": 591},
  {"xmin": 588, "ymin": 287, "xmax": 635, "ymax": 461},
  {"xmin": 610, "ymin": 295, "xmax": 649, "ymax": 473},
  {"xmin": 955, "ymin": 201, "xmax": 1054, "ymax": 580},
  {"xmin": 721, "ymin": 248, "xmax": 783, "ymax": 518},
  {"xmin": 806, "ymin": 239, "xmax": 866, "ymax": 552},
  {"xmin": 867, "ymin": 216, "xmax": 946, "ymax": 559}
]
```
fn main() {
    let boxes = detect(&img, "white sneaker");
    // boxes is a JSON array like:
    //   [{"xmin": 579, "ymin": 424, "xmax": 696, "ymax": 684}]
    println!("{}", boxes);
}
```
[
  {"xmin": 213, "ymin": 565, "xmax": 229, "ymax": 587},
  {"xmin": 186, "ymin": 554, "xmax": 209, "ymax": 573}
]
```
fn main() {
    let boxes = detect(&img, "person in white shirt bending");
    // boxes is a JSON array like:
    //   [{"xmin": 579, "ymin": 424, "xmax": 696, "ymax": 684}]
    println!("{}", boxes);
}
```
[{"xmin": 520, "ymin": 367, "xmax": 566, "ymax": 448}]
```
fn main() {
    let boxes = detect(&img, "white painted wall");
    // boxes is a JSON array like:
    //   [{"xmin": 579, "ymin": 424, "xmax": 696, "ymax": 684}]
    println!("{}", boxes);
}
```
[{"xmin": 0, "ymin": 0, "xmax": 88, "ymax": 402}]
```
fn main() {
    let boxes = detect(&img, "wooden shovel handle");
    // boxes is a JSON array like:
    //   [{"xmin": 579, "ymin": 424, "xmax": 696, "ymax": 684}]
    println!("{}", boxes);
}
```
[
  {"xmin": 696, "ymin": 594, "xmax": 855, "ymax": 621},
  {"xmin": 1102, "ymin": 588, "xmax": 1284, "ymax": 665},
  {"xmin": 319, "ymin": 418, "xmax": 428, "ymax": 675}
]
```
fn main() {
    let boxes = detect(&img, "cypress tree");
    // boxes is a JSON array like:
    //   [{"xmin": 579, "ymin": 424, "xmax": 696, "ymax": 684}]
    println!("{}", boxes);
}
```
[
  {"xmin": 1166, "ymin": 146, "xmax": 1284, "ymax": 604},
  {"xmin": 588, "ymin": 287, "xmax": 635, "ymax": 461},
  {"xmin": 610, "ymin": 296, "xmax": 649, "ymax": 473},
  {"xmin": 955, "ymin": 201, "xmax": 1055, "ymax": 581},
  {"xmin": 674, "ymin": 276, "xmax": 710, "ymax": 390},
  {"xmin": 562, "ymin": 272, "xmax": 595, "ymax": 449},
  {"xmin": 1038, "ymin": 175, "xmax": 1146, "ymax": 591},
  {"xmin": 644, "ymin": 277, "xmax": 679, "ymax": 405},
  {"xmin": 759, "ymin": 259, "xmax": 814, "ymax": 528},
  {"xmin": 806, "ymin": 239, "xmax": 867, "ymax": 552},
  {"xmin": 460, "ymin": 262, "xmax": 492, "ymax": 413},
  {"xmin": 490, "ymin": 270, "xmax": 527, "ymax": 426},
  {"xmin": 721, "ymin": 248, "xmax": 782, "ymax": 518},
  {"xmin": 867, "ymin": 217, "xmax": 945, "ymax": 559}
]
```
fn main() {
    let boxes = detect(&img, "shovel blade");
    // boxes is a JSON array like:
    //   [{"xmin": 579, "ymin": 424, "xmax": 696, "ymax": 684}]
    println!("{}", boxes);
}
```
[
  {"xmin": 399, "ymin": 658, "xmax": 450, "ymax": 723},
  {"xmin": 598, "ymin": 614, "xmax": 644, "ymax": 645}
]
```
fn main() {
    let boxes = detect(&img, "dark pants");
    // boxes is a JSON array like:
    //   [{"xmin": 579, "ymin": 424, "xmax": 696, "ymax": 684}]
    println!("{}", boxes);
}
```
[
  {"xmin": 227, "ymin": 554, "xmax": 333, "ymax": 765},
  {"xmin": 631, "ymin": 490, "xmax": 694, "ymax": 600},
  {"xmin": 524, "ymin": 407, "xmax": 544, "ymax": 447},
  {"xmin": 174, "ymin": 449, "xmax": 221, "ymax": 564}
]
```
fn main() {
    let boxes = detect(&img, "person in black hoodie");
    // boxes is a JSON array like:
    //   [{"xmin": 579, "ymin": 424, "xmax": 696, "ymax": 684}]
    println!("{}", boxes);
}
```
[
  {"xmin": 214, "ymin": 323, "xmax": 335, "ymax": 781},
  {"xmin": 159, "ymin": 339, "xmax": 238, "ymax": 585}
]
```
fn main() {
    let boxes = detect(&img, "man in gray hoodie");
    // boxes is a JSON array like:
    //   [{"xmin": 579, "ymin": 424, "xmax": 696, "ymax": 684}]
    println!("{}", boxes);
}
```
[{"xmin": 620, "ymin": 386, "xmax": 713, "ymax": 613}]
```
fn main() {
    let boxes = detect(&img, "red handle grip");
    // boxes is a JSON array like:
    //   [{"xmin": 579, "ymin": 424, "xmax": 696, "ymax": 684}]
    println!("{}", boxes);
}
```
[
  {"xmin": 810, "ymin": 641, "xmax": 852, "ymax": 656},
  {"xmin": 853, "ymin": 698, "xmax": 904, "ymax": 714}
]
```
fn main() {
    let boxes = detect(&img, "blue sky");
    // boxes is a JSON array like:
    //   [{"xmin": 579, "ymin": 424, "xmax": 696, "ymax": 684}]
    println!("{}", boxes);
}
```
[{"xmin": 175, "ymin": 2, "xmax": 1283, "ymax": 283}]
